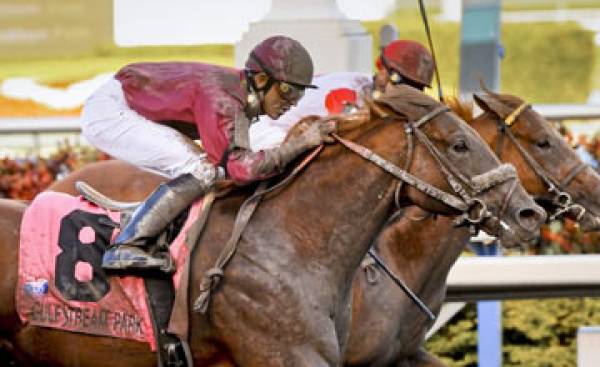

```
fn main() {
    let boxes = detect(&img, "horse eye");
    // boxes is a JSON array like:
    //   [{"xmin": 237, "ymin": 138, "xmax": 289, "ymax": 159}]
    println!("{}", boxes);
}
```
[
  {"xmin": 536, "ymin": 139, "xmax": 551, "ymax": 149},
  {"xmin": 452, "ymin": 141, "xmax": 469, "ymax": 153}
]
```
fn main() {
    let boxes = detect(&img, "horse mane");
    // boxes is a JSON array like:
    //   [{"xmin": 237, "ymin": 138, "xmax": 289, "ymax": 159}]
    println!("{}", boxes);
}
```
[
  {"xmin": 444, "ymin": 95, "xmax": 474, "ymax": 124},
  {"xmin": 376, "ymin": 85, "xmax": 443, "ymax": 120},
  {"xmin": 444, "ymin": 83, "xmax": 527, "ymax": 125}
]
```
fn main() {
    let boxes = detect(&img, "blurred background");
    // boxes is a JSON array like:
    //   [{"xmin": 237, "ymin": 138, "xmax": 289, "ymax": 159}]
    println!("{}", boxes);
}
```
[{"xmin": 1, "ymin": 0, "xmax": 600, "ymax": 365}]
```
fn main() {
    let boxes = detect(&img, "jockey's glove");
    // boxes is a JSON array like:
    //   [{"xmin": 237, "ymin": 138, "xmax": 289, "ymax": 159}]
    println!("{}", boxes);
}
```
[
  {"xmin": 256, "ymin": 120, "xmax": 338, "ymax": 175},
  {"xmin": 301, "ymin": 118, "xmax": 338, "ymax": 145}
]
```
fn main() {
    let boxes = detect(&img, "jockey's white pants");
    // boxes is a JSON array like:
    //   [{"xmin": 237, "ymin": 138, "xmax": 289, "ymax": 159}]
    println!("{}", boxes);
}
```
[{"xmin": 81, "ymin": 77, "xmax": 209, "ymax": 179}]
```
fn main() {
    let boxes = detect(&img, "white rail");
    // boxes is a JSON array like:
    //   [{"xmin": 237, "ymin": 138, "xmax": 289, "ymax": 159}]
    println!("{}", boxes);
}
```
[
  {"xmin": 533, "ymin": 104, "xmax": 600, "ymax": 121},
  {"xmin": 0, "ymin": 117, "xmax": 80, "ymax": 134},
  {"xmin": 446, "ymin": 254, "xmax": 600, "ymax": 301}
]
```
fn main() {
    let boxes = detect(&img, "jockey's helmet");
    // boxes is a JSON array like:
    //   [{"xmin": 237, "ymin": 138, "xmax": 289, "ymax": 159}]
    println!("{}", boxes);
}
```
[
  {"xmin": 245, "ymin": 36, "xmax": 317, "ymax": 90},
  {"xmin": 376, "ymin": 40, "xmax": 434, "ymax": 88}
]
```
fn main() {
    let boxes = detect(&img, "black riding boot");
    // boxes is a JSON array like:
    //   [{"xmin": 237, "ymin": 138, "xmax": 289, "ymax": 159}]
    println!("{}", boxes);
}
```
[{"xmin": 102, "ymin": 173, "xmax": 209, "ymax": 272}]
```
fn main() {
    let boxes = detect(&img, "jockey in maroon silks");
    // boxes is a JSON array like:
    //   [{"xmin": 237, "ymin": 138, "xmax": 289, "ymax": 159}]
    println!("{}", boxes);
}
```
[{"xmin": 80, "ymin": 36, "xmax": 336, "ymax": 272}]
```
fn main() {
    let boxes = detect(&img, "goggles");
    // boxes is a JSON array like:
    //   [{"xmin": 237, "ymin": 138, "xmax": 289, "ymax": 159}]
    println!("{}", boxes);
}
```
[
  {"xmin": 278, "ymin": 81, "xmax": 305, "ymax": 104},
  {"xmin": 380, "ymin": 55, "xmax": 425, "ymax": 91}
]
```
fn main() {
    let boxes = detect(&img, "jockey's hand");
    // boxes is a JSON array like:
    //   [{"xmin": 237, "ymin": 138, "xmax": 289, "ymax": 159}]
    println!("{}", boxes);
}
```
[{"xmin": 302, "ymin": 118, "xmax": 338, "ymax": 146}]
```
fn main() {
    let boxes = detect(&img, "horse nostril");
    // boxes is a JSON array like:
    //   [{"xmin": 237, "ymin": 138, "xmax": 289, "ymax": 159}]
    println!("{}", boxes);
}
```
[{"xmin": 516, "ymin": 207, "xmax": 546, "ymax": 231}]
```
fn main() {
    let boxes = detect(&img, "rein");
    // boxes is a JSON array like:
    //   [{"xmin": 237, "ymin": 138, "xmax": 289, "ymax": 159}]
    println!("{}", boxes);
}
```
[
  {"xmin": 493, "ymin": 102, "xmax": 588, "ymax": 221},
  {"xmin": 335, "ymin": 105, "xmax": 518, "ymax": 231}
]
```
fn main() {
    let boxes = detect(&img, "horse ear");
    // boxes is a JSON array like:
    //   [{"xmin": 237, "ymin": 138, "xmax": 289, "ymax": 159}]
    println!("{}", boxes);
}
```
[
  {"xmin": 473, "ymin": 93, "xmax": 510, "ymax": 120},
  {"xmin": 364, "ymin": 96, "xmax": 390, "ymax": 119}
]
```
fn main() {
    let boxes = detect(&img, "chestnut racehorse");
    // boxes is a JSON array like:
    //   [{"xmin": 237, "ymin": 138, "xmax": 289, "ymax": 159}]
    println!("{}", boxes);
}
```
[
  {"xmin": 1, "ymin": 86, "xmax": 544, "ymax": 366},
  {"xmin": 343, "ymin": 90, "xmax": 600, "ymax": 366}
]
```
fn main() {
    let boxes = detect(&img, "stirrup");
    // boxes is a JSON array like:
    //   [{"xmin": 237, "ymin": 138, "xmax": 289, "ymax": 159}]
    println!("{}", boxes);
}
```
[
  {"xmin": 102, "ymin": 245, "xmax": 175, "ymax": 274},
  {"xmin": 163, "ymin": 337, "xmax": 193, "ymax": 367}
]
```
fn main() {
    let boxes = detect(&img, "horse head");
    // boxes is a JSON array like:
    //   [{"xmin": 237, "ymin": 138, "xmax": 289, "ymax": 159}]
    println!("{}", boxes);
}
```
[
  {"xmin": 336, "ymin": 85, "xmax": 545, "ymax": 248},
  {"xmin": 464, "ymin": 89, "xmax": 600, "ymax": 232}
]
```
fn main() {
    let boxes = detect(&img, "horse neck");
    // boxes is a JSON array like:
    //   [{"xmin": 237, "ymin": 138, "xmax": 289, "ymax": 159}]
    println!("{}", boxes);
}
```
[
  {"xmin": 245, "ymin": 120, "xmax": 406, "ymax": 286},
  {"xmin": 378, "ymin": 208, "xmax": 470, "ymax": 296}
]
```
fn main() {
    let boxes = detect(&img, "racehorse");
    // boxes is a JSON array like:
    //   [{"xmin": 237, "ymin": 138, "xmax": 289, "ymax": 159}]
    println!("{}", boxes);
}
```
[
  {"xmin": 2, "ymin": 86, "xmax": 544, "ymax": 366},
  {"xmin": 343, "ymin": 90, "xmax": 600, "ymax": 366}
]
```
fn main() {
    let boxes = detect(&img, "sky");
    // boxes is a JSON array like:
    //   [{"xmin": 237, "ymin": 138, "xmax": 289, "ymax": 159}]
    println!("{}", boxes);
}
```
[{"xmin": 114, "ymin": 0, "xmax": 395, "ymax": 46}]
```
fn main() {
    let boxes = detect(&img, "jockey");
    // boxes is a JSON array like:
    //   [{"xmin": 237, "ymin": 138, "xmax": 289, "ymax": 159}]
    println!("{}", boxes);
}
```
[
  {"xmin": 80, "ymin": 36, "xmax": 336, "ymax": 272},
  {"xmin": 250, "ymin": 39, "xmax": 434, "ymax": 151},
  {"xmin": 372, "ymin": 39, "xmax": 434, "ymax": 96}
]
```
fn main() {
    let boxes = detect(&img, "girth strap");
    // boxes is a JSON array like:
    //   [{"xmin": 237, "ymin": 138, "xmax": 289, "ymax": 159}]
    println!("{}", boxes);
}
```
[{"xmin": 193, "ymin": 181, "xmax": 268, "ymax": 314}]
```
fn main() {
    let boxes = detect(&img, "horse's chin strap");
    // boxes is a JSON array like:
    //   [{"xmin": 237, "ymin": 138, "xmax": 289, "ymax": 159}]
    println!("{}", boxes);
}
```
[{"xmin": 495, "ymin": 102, "xmax": 590, "ymax": 222}]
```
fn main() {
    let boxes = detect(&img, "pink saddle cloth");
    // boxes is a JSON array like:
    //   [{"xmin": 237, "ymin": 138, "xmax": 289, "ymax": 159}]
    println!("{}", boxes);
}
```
[{"xmin": 16, "ymin": 191, "xmax": 202, "ymax": 350}]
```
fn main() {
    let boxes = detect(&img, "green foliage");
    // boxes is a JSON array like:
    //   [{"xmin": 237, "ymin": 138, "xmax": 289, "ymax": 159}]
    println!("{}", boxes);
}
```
[
  {"xmin": 426, "ymin": 305, "xmax": 477, "ymax": 367},
  {"xmin": 593, "ymin": 46, "xmax": 600, "ymax": 89},
  {"xmin": 426, "ymin": 306, "xmax": 478, "ymax": 367},
  {"xmin": 425, "ymin": 298, "xmax": 600, "ymax": 366},
  {"xmin": 501, "ymin": 22, "xmax": 595, "ymax": 103},
  {"xmin": 504, "ymin": 345, "xmax": 575, "ymax": 367}
]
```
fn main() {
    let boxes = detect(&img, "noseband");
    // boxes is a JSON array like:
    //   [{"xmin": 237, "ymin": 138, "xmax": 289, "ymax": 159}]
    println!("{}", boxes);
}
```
[
  {"xmin": 492, "ymin": 101, "xmax": 588, "ymax": 221},
  {"xmin": 335, "ymin": 105, "xmax": 518, "ymax": 236}
]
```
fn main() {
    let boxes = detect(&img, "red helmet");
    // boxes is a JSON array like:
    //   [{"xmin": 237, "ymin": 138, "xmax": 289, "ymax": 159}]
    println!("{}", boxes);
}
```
[
  {"xmin": 376, "ymin": 40, "xmax": 434, "ymax": 88},
  {"xmin": 325, "ymin": 88, "xmax": 358, "ymax": 114},
  {"xmin": 245, "ymin": 36, "xmax": 316, "ymax": 89}
]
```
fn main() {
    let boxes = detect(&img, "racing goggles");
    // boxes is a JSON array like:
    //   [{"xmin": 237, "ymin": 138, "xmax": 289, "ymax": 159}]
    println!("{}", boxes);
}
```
[
  {"xmin": 277, "ymin": 80, "xmax": 306, "ymax": 104},
  {"xmin": 381, "ymin": 55, "xmax": 425, "ymax": 91}
]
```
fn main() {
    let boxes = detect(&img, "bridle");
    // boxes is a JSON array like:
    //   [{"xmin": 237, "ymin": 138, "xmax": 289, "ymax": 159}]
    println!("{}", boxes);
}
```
[
  {"xmin": 334, "ymin": 103, "xmax": 522, "ymax": 321},
  {"xmin": 334, "ymin": 104, "xmax": 519, "ymax": 237},
  {"xmin": 491, "ymin": 101, "xmax": 588, "ymax": 222}
]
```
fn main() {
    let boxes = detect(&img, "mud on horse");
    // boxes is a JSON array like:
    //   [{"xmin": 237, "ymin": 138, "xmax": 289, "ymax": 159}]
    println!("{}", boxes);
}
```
[
  {"xmin": 343, "ymin": 90, "xmax": 600, "ymax": 367},
  {"xmin": 2, "ymin": 85, "xmax": 544, "ymax": 367}
]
